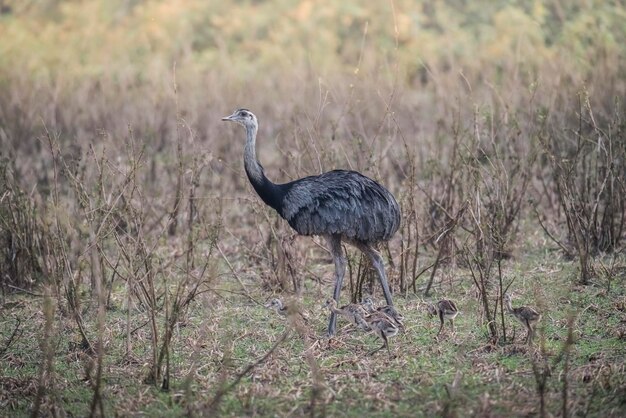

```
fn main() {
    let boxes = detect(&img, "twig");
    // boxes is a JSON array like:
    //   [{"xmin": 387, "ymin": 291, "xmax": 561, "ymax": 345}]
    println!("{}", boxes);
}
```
[
  {"xmin": 216, "ymin": 243, "xmax": 254, "ymax": 302},
  {"xmin": 531, "ymin": 205, "xmax": 571, "ymax": 257},
  {"xmin": 6, "ymin": 284, "xmax": 42, "ymax": 297},
  {"xmin": 0, "ymin": 317, "xmax": 22, "ymax": 356},
  {"xmin": 206, "ymin": 330, "xmax": 290, "ymax": 412}
]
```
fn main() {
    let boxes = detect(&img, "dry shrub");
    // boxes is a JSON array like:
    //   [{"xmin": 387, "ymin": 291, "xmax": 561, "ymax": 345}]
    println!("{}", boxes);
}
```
[
  {"xmin": 539, "ymin": 93, "xmax": 626, "ymax": 284},
  {"xmin": 0, "ymin": 156, "xmax": 48, "ymax": 291}
]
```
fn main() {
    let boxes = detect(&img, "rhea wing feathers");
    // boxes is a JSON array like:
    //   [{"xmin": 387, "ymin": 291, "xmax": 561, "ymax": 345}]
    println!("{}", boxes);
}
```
[{"xmin": 279, "ymin": 170, "xmax": 400, "ymax": 243}]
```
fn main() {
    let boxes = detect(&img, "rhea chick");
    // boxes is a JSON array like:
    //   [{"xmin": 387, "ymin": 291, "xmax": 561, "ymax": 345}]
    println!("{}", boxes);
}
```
[
  {"xmin": 265, "ymin": 298, "xmax": 287, "ymax": 316},
  {"xmin": 504, "ymin": 293, "xmax": 541, "ymax": 344},
  {"xmin": 265, "ymin": 298, "xmax": 308, "ymax": 323},
  {"xmin": 427, "ymin": 299, "xmax": 459, "ymax": 336},
  {"xmin": 325, "ymin": 299, "xmax": 398, "ymax": 356},
  {"xmin": 323, "ymin": 298, "xmax": 369, "ymax": 330},
  {"xmin": 361, "ymin": 296, "xmax": 405, "ymax": 330},
  {"xmin": 358, "ymin": 311, "xmax": 399, "ymax": 357}
]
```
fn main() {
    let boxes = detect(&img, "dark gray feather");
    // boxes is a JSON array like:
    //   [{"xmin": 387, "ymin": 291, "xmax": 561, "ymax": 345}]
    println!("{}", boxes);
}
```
[{"xmin": 280, "ymin": 170, "xmax": 400, "ymax": 243}]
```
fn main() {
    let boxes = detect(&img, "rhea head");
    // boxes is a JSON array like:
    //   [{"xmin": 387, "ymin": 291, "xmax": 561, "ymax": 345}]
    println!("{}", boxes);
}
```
[
  {"xmin": 323, "ymin": 298, "xmax": 338, "ymax": 310},
  {"xmin": 222, "ymin": 108, "xmax": 258, "ymax": 128},
  {"xmin": 265, "ymin": 298, "xmax": 283, "ymax": 309}
]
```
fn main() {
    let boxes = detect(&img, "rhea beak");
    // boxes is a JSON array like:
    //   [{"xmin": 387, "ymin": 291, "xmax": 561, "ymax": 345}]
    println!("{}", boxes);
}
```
[{"xmin": 221, "ymin": 113, "xmax": 237, "ymax": 122}]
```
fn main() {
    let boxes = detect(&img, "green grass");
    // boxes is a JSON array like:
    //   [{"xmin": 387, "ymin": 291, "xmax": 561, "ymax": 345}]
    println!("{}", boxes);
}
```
[{"xmin": 3, "ymin": 252, "xmax": 625, "ymax": 417}]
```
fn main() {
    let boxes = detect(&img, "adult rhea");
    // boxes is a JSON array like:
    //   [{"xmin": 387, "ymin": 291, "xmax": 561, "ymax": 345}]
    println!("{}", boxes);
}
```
[{"xmin": 222, "ymin": 108, "xmax": 401, "ymax": 336}]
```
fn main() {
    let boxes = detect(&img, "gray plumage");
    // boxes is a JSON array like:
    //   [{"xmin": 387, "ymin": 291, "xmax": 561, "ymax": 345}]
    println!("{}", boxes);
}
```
[
  {"xmin": 265, "ymin": 298, "xmax": 288, "ymax": 317},
  {"xmin": 356, "ymin": 311, "xmax": 399, "ymax": 357},
  {"xmin": 222, "ymin": 108, "xmax": 401, "ymax": 336},
  {"xmin": 324, "ymin": 298, "xmax": 370, "ymax": 330},
  {"xmin": 361, "ymin": 297, "xmax": 405, "ymax": 330},
  {"xmin": 504, "ymin": 293, "xmax": 541, "ymax": 344},
  {"xmin": 282, "ymin": 170, "xmax": 400, "ymax": 243},
  {"xmin": 427, "ymin": 299, "xmax": 459, "ymax": 336},
  {"xmin": 265, "ymin": 298, "xmax": 308, "ymax": 323}
]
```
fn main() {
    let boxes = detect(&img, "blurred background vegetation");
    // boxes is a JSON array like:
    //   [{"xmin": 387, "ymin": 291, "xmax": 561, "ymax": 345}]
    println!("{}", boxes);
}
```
[
  {"xmin": 1, "ymin": 0, "xmax": 624, "ymax": 184},
  {"xmin": 1, "ymin": 0, "xmax": 624, "ymax": 83}
]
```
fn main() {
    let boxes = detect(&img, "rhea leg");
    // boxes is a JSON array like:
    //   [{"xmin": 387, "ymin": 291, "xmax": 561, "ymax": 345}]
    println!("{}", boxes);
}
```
[
  {"xmin": 437, "ymin": 312, "xmax": 445, "ymax": 336},
  {"xmin": 526, "ymin": 323, "xmax": 534, "ymax": 345},
  {"xmin": 356, "ymin": 243, "xmax": 394, "ymax": 307},
  {"xmin": 367, "ymin": 332, "xmax": 388, "ymax": 356},
  {"xmin": 327, "ymin": 235, "xmax": 346, "ymax": 337},
  {"xmin": 383, "ymin": 334, "xmax": 391, "ymax": 357}
]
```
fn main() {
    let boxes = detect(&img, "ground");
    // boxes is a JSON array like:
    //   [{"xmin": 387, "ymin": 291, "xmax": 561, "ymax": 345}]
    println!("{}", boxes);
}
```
[{"xmin": 1, "ymin": 244, "xmax": 625, "ymax": 417}]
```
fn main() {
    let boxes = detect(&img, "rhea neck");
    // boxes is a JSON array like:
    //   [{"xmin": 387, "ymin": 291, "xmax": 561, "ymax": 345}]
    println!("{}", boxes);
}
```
[
  {"xmin": 270, "ymin": 299, "xmax": 285, "ymax": 312},
  {"xmin": 325, "ymin": 300, "xmax": 343, "ymax": 315},
  {"xmin": 504, "ymin": 297, "xmax": 514, "ymax": 313},
  {"xmin": 242, "ymin": 122, "xmax": 285, "ymax": 213}
]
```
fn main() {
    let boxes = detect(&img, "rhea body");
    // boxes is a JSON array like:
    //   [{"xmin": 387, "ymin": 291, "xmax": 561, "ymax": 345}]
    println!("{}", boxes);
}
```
[
  {"xmin": 323, "ymin": 299, "xmax": 369, "ymax": 329},
  {"xmin": 362, "ymin": 297, "xmax": 405, "ymax": 330},
  {"xmin": 427, "ymin": 299, "xmax": 459, "ymax": 336},
  {"xmin": 265, "ymin": 298, "xmax": 288, "ymax": 317},
  {"xmin": 504, "ymin": 294, "xmax": 541, "ymax": 344},
  {"xmin": 265, "ymin": 298, "xmax": 308, "ymax": 323},
  {"xmin": 360, "ymin": 312, "xmax": 399, "ymax": 356},
  {"xmin": 223, "ymin": 109, "xmax": 401, "ymax": 336},
  {"xmin": 325, "ymin": 299, "xmax": 398, "ymax": 356}
]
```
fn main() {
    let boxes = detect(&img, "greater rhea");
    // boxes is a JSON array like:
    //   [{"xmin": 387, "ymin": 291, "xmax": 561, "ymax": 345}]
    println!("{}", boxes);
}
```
[
  {"xmin": 323, "ymin": 298, "xmax": 370, "ymax": 331},
  {"xmin": 265, "ymin": 298, "xmax": 288, "ymax": 317},
  {"xmin": 356, "ymin": 311, "xmax": 399, "ymax": 357},
  {"xmin": 266, "ymin": 298, "xmax": 308, "ymax": 324},
  {"xmin": 325, "ymin": 299, "xmax": 398, "ymax": 356},
  {"xmin": 504, "ymin": 293, "xmax": 541, "ymax": 344},
  {"xmin": 361, "ymin": 296, "xmax": 405, "ymax": 330},
  {"xmin": 427, "ymin": 299, "xmax": 459, "ymax": 336},
  {"xmin": 223, "ymin": 109, "xmax": 401, "ymax": 336}
]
